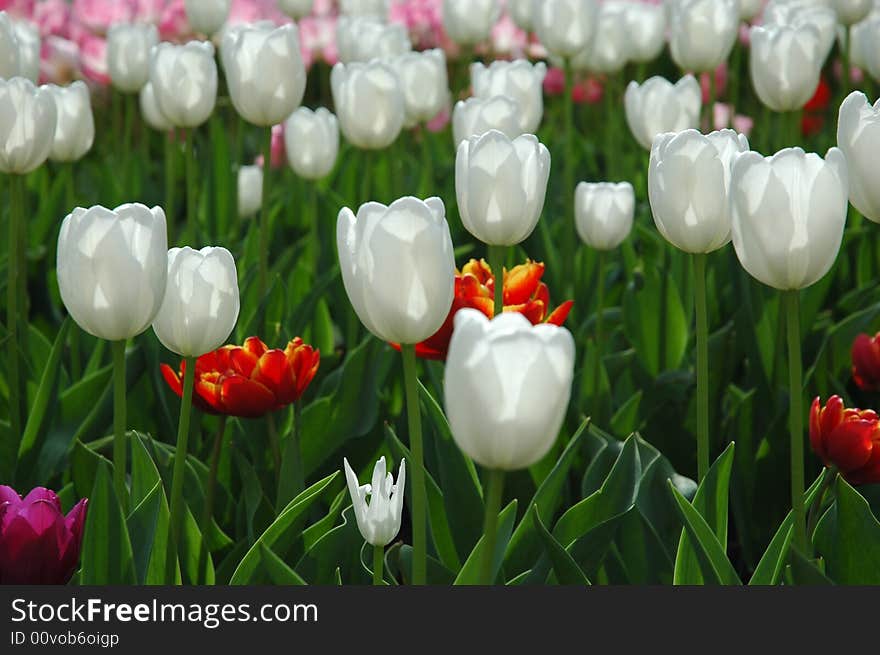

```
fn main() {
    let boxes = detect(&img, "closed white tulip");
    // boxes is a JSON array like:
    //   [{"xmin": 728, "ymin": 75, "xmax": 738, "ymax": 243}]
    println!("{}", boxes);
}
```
[
  {"xmin": 339, "ymin": 0, "xmax": 389, "ymax": 17},
  {"xmin": 571, "ymin": 1, "xmax": 629, "ymax": 74},
  {"xmin": 392, "ymin": 49, "xmax": 449, "ymax": 126},
  {"xmin": 149, "ymin": 41, "xmax": 218, "ymax": 128},
  {"xmin": 336, "ymin": 16, "xmax": 411, "ymax": 64},
  {"xmin": 48, "ymin": 82, "xmax": 94, "ymax": 163},
  {"xmin": 11, "ymin": 19, "xmax": 38, "ymax": 83},
  {"xmin": 837, "ymin": 91, "xmax": 880, "ymax": 223},
  {"xmin": 731, "ymin": 147, "xmax": 849, "ymax": 291},
  {"xmin": 623, "ymin": 1, "xmax": 666, "ymax": 64},
  {"xmin": 139, "ymin": 81, "xmax": 173, "ymax": 132},
  {"xmin": 443, "ymin": 0, "xmax": 499, "ymax": 46},
  {"xmin": 739, "ymin": 0, "xmax": 764, "ymax": 21},
  {"xmin": 575, "ymin": 181, "xmax": 634, "ymax": 251},
  {"xmin": 331, "ymin": 60, "xmax": 405, "ymax": 149},
  {"xmin": 764, "ymin": 1, "xmax": 837, "ymax": 61},
  {"xmin": 107, "ymin": 23, "xmax": 159, "ymax": 93},
  {"xmin": 456, "ymin": 130, "xmax": 551, "ymax": 246},
  {"xmin": 669, "ymin": 0, "xmax": 738, "ymax": 73},
  {"xmin": 337, "ymin": 196, "xmax": 455, "ymax": 344},
  {"xmin": 152, "ymin": 246, "xmax": 240, "ymax": 357},
  {"xmin": 508, "ymin": 0, "xmax": 534, "ymax": 31},
  {"xmin": 471, "ymin": 59, "xmax": 546, "ymax": 134},
  {"xmin": 750, "ymin": 23, "xmax": 823, "ymax": 112},
  {"xmin": 533, "ymin": 0, "xmax": 598, "ymax": 58},
  {"xmin": 452, "ymin": 95, "xmax": 521, "ymax": 147},
  {"xmin": 829, "ymin": 0, "xmax": 872, "ymax": 26},
  {"xmin": 278, "ymin": 0, "xmax": 314, "ymax": 19},
  {"xmin": 0, "ymin": 12, "xmax": 19, "ymax": 79},
  {"xmin": 343, "ymin": 457, "xmax": 405, "ymax": 547},
  {"xmin": 223, "ymin": 23, "xmax": 306, "ymax": 127},
  {"xmin": 238, "ymin": 165, "xmax": 263, "ymax": 218},
  {"xmin": 284, "ymin": 107, "xmax": 339, "ymax": 180},
  {"xmin": 57, "ymin": 204, "xmax": 168, "ymax": 341},
  {"xmin": 184, "ymin": 0, "xmax": 230, "ymax": 35},
  {"xmin": 852, "ymin": 14, "xmax": 880, "ymax": 82},
  {"xmin": 648, "ymin": 129, "xmax": 749, "ymax": 254},
  {"xmin": 624, "ymin": 75, "xmax": 701, "ymax": 150},
  {"xmin": 0, "ymin": 77, "xmax": 56, "ymax": 174},
  {"xmin": 444, "ymin": 309, "xmax": 575, "ymax": 471}
]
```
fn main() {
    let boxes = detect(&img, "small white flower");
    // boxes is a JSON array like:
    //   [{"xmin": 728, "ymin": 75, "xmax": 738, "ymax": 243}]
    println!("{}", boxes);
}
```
[{"xmin": 343, "ymin": 457, "xmax": 406, "ymax": 547}]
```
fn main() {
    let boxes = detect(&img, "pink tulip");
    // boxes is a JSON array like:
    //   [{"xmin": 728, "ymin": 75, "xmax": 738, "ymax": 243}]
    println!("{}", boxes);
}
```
[
  {"xmin": 39, "ymin": 35, "xmax": 81, "ymax": 84},
  {"xmin": 78, "ymin": 32, "xmax": 109, "ymax": 85},
  {"xmin": 300, "ymin": 15, "xmax": 338, "ymax": 66},
  {"xmin": 133, "ymin": 0, "xmax": 166, "ymax": 23},
  {"xmin": 34, "ymin": 0, "xmax": 70, "ymax": 38},
  {"xmin": 0, "ymin": 0, "xmax": 34, "ymax": 19},
  {"xmin": 0, "ymin": 486, "xmax": 88, "ymax": 585},
  {"xmin": 71, "ymin": 0, "xmax": 136, "ymax": 35},
  {"xmin": 158, "ymin": 0, "xmax": 192, "ymax": 42}
]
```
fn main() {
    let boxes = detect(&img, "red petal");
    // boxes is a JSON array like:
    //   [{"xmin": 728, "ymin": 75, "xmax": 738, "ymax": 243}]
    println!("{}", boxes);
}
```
[
  {"xmin": 546, "ymin": 300, "xmax": 574, "ymax": 326},
  {"xmin": 218, "ymin": 376, "xmax": 278, "ymax": 418},
  {"xmin": 504, "ymin": 261, "xmax": 544, "ymax": 305},
  {"xmin": 160, "ymin": 363, "xmax": 184, "ymax": 398},
  {"xmin": 809, "ymin": 397, "xmax": 826, "ymax": 461},
  {"xmin": 825, "ymin": 420, "xmax": 876, "ymax": 473}
]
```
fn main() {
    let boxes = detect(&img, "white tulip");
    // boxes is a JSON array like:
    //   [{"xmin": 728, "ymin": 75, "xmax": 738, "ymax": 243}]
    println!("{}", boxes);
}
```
[
  {"xmin": 392, "ymin": 49, "xmax": 449, "ymax": 126},
  {"xmin": 278, "ymin": 0, "xmax": 314, "ymax": 19},
  {"xmin": 575, "ymin": 181, "xmax": 634, "ymax": 251},
  {"xmin": 452, "ymin": 95, "xmax": 521, "ymax": 147},
  {"xmin": 571, "ymin": 1, "xmax": 629, "ymax": 74},
  {"xmin": 456, "ymin": 130, "xmax": 551, "ymax": 246},
  {"xmin": 532, "ymin": 0, "xmax": 598, "ymax": 58},
  {"xmin": 444, "ymin": 309, "xmax": 576, "ymax": 471},
  {"xmin": 471, "ymin": 59, "xmax": 546, "ymax": 134},
  {"xmin": 152, "ymin": 246, "xmax": 241, "ymax": 357},
  {"xmin": 0, "ymin": 12, "xmax": 19, "ymax": 79},
  {"xmin": 184, "ymin": 0, "xmax": 230, "ymax": 36},
  {"xmin": 223, "ymin": 23, "xmax": 306, "ymax": 127},
  {"xmin": 57, "ymin": 204, "xmax": 168, "ymax": 341},
  {"xmin": 851, "ymin": 14, "xmax": 880, "ymax": 82},
  {"xmin": 668, "ymin": 0, "xmax": 739, "ymax": 73},
  {"xmin": 337, "ymin": 196, "xmax": 455, "ymax": 344},
  {"xmin": 764, "ymin": 1, "xmax": 837, "ymax": 61},
  {"xmin": 343, "ymin": 456, "xmax": 405, "ymax": 547},
  {"xmin": 837, "ymin": 91, "xmax": 880, "ymax": 223},
  {"xmin": 443, "ymin": 0, "xmax": 500, "ymax": 46},
  {"xmin": 731, "ymin": 147, "xmax": 849, "ymax": 290},
  {"xmin": 284, "ymin": 107, "xmax": 339, "ymax": 180},
  {"xmin": 238, "ymin": 165, "xmax": 263, "ymax": 219},
  {"xmin": 108, "ymin": 23, "xmax": 159, "ymax": 93},
  {"xmin": 623, "ymin": 1, "xmax": 666, "ymax": 64},
  {"xmin": 336, "ymin": 16, "xmax": 411, "ymax": 63},
  {"xmin": 339, "ymin": 0, "xmax": 389, "ymax": 17},
  {"xmin": 149, "ymin": 40, "xmax": 218, "ymax": 129},
  {"xmin": 509, "ymin": 0, "xmax": 534, "ymax": 31},
  {"xmin": 331, "ymin": 60, "xmax": 405, "ymax": 149},
  {"xmin": 829, "ymin": 0, "xmax": 872, "ymax": 26},
  {"xmin": 739, "ymin": 0, "xmax": 764, "ymax": 21},
  {"xmin": 48, "ymin": 81, "xmax": 95, "ymax": 163},
  {"xmin": 139, "ymin": 81, "xmax": 173, "ymax": 132},
  {"xmin": 11, "ymin": 19, "xmax": 38, "ymax": 83},
  {"xmin": 648, "ymin": 129, "xmax": 750, "ymax": 254},
  {"xmin": 624, "ymin": 75, "xmax": 701, "ymax": 150},
  {"xmin": 750, "ymin": 23, "xmax": 823, "ymax": 112},
  {"xmin": 0, "ymin": 77, "xmax": 57, "ymax": 174}
]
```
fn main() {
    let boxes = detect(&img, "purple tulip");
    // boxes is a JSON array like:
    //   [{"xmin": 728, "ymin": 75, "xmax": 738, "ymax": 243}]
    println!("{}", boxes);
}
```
[{"xmin": 0, "ymin": 486, "xmax": 88, "ymax": 585}]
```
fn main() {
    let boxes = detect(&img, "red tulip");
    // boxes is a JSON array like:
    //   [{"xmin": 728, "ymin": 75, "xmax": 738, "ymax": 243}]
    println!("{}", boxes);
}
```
[
  {"xmin": 0, "ymin": 486, "xmax": 88, "ymax": 585},
  {"xmin": 810, "ymin": 396, "xmax": 880, "ymax": 485},
  {"xmin": 852, "ymin": 332, "xmax": 880, "ymax": 392},
  {"xmin": 161, "ymin": 336, "xmax": 320, "ymax": 418},
  {"xmin": 400, "ymin": 258, "xmax": 573, "ymax": 360}
]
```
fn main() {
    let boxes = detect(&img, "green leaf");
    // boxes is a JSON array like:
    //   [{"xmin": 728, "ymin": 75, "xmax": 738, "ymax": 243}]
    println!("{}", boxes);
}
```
[
  {"xmin": 533, "ymin": 506, "xmax": 591, "ymax": 585},
  {"xmin": 814, "ymin": 476, "xmax": 880, "ymax": 584},
  {"xmin": 454, "ymin": 500, "xmax": 518, "ymax": 585},
  {"xmin": 668, "ymin": 481, "xmax": 740, "ymax": 585},
  {"xmin": 673, "ymin": 442, "xmax": 735, "ymax": 585},
  {"xmin": 229, "ymin": 472, "xmax": 339, "ymax": 584},
  {"xmin": 127, "ymin": 479, "xmax": 175, "ymax": 585},
  {"xmin": 80, "ymin": 462, "xmax": 137, "ymax": 584},
  {"xmin": 258, "ymin": 544, "xmax": 307, "ymax": 585}
]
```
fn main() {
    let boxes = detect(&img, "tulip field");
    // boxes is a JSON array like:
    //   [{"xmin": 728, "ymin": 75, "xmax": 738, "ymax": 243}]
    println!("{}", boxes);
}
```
[{"xmin": 4, "ymin": 0, "xmax": 880, "ymax": 589}]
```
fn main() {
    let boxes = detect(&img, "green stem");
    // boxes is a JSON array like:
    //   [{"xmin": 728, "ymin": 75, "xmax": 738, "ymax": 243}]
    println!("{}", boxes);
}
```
[
  {"xmin": 488, "ymin": 244, "xmax": 506, "ymax": 317},
  {"xmin": 604, "ymin": 76, "xmax": 616, "ymax": 179},
  {"xmin": 694, "ymin": 253, "xmax": 709, "ymax": 481},
  {"xmin": 6, "ymin": 175, "xmax": 21, "ymax": 443},
  {"xmin": 308, "ymin": 183, "xmax": 320, "ymax": 276},
  {"xmin": 479, "ymin": 469, "xmax": 505, "ymax": 585},
  {"xmin": 167, "ymin": 355, "xmax": 196, "ymax": 584},
  {"xmin": 592, "ymin": 250, "xmax": 607, "ymax": 422},
  {"xmin": 563, "ymin": 59, "xmax": 576, "ymax": 294},
  {"xmin": 197, "ymin": 416, "xmax": 226, "ymax": 584},
  {"xmin": 842, "ymin": 27, "xmax": 851, "ymax": 97},
  {"xmin": 360, "ymin": 149, "xmax": 372, "ymax": 205},
  {"xmin": 185, "ymin": 128, "xmax": 197, "ymax": 235},
  {"xmin": 290, "ymin": 401, "xmax": 304, "ymax": 496},
  {"xmin": 784, "ymin": 290, "xmax": 806, "ymax": 551},
  {"xmin": 258, "ymin": 126, "xmax": 272, "ymax": 300},
  {"xmin": 400, "ymin": 344, "xmax": 426, "ymax": 585},
  {"xmin": 123, "ymin": 93, "xmax": 135, "ymax": 196},
  {"xmin": 707, "ymin": 69, "xmax": 716, "ymax": 130},
  {"xmin": 111, "ymin": 340, "xmax": 128, "ymax": 508},
  {"xmin": 373, "ymin": 544, "xmax": 384, "ymax": 585},
  {"xmin": 164, "ymin": 135, "xmax": 176, "ymax": 245}
]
